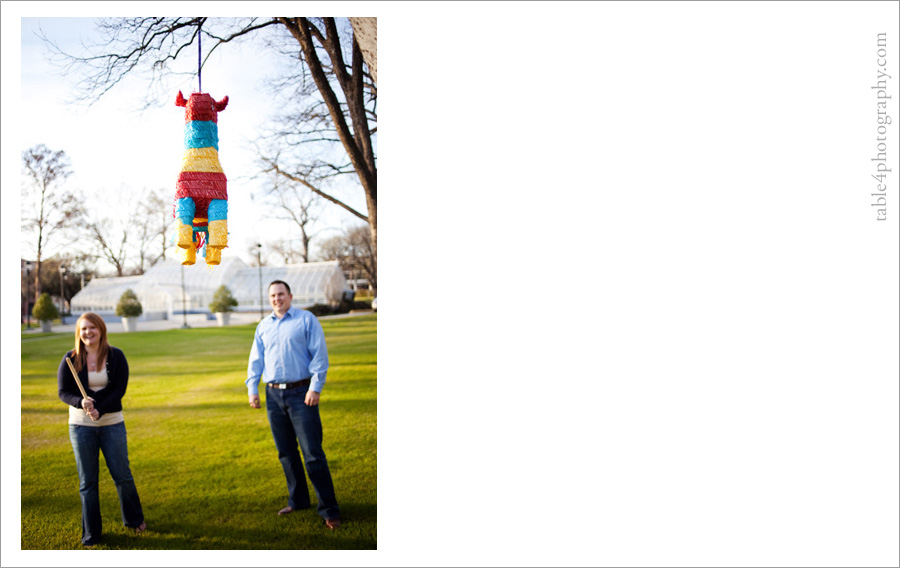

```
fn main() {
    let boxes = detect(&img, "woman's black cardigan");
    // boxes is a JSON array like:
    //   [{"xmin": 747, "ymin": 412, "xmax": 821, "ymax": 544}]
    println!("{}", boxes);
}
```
[{"xmin": 58, "ymin": 347, "xmax": 130, "ymax": 418}]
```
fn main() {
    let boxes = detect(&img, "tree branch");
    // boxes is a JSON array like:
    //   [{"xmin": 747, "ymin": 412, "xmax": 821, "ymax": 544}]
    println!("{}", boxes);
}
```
[{"xmin": 261, "ymin": 157, "xmax": 367, "ymax": 222}]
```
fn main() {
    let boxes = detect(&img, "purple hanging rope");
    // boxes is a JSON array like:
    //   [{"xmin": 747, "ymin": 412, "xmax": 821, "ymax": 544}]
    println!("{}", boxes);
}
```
[{"xmin": 197, "ymin": 24, "xmax": 202, "ymax": 92}]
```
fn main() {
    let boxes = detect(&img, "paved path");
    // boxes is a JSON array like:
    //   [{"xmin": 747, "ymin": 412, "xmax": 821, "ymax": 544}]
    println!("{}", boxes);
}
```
[{"xmin": 22, "ymin": 310, "xmax": 375, "ymax": 335}]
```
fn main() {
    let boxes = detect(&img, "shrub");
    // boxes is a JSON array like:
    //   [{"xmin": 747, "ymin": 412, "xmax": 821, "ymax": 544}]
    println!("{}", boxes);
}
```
[
  {"xmin": 305, "ymin": 304, "xmax": 333, "ymax": 317},
  {"xmin": 209, "ymin": 285, "xmax": 238, "ymax": 313},
  {"xmin": 331, "ymin": 300, "xmax": 374, "ymax": 315},
  {"xmin": 116, "ymin": 289, "xmax": 143, "ymax": 318},
  {"xmin": 32, "ymin": 293, "xmax": 60, "ymax": 322}
]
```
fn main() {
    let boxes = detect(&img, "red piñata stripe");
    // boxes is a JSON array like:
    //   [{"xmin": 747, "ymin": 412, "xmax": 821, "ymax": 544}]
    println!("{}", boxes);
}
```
[
  {"xmin": 193, "ymin": 198, "xmax": 211, "ymax": 218},
  {"xmin": 175, "ymin": 171, "xmax": 228, "ymax": 201}
]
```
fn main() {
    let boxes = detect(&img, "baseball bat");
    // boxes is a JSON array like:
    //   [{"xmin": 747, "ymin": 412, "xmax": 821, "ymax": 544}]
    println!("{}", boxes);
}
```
[{"xmin": 65, "ymin": 357, "xmax": 93, "ymax": 413}]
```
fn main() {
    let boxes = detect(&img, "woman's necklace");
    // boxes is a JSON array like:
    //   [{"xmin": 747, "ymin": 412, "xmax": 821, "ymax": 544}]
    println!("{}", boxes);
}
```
[{"xmin": 87, "ymin": 353, "xmax": 99, "ymax": 372}]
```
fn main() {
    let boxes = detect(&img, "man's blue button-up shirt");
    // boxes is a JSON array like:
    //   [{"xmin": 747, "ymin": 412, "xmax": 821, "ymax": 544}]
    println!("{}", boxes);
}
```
[{"xmin": 246, "ymin": 306, "xmax": 329, "ymax": 395}]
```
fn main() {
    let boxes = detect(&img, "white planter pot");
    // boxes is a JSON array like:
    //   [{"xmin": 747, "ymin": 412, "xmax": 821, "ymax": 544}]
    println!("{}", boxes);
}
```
[
  {"xmin": 122, "ymin": 317, "xmax": 138, "ymax": 332},
  {"xmin": 40, "ymin": 320, "xmax": 52, "ymax": 333},
  {"xmin": 215, "ymin": 312, "xmax": 231, "ymax": 326}
]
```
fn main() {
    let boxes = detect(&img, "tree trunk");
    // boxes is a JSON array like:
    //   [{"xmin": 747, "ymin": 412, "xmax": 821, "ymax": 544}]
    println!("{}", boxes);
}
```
[
  {"xmin": 348, "ymin": 18, "xmax": 376, "ymax": 85},
  {"xmin": 301, "ymin": 228, "xmax": 310, "ymax": 263}
]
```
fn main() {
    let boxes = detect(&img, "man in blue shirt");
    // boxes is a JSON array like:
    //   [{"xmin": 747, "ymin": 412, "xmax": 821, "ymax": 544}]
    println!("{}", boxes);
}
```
[{"xmin": 246, "ymin": 280, "xmax": 341, "ymax": 529}]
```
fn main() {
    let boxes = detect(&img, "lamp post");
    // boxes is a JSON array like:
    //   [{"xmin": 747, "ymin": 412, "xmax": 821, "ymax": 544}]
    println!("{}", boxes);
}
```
[
  {"xmin": 257, "ymin": 243, "xmax": 264, "ymax": 320},
  {"xmin": 180, "ymin": 263, "xmax": 190, "ymax": 329},
  {"xmin": 58, "ymin": 265, "xmax": 67, "ymax": 323}
]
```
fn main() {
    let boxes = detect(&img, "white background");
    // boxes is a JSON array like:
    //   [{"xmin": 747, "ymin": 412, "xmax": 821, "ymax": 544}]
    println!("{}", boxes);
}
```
[{"xmin": 3, "ymin": 1, "xmax": 899, "ymax": 567}]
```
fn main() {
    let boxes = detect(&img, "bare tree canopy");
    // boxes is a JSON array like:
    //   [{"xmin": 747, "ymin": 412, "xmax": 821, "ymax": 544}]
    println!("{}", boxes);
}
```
[
  {"xmin": 263, "ymin": 176, "xmax": 322, "ymax": 263},
  {"xmin": 317, "ymin": 224, "xmax": 376, "ymax": 295},
  {"xmin": 40, "ymin": 18, "xmax": 280, "ymax": 107},
  {"xmin": 140, "ymin": 188, "xmax": 176, "ymax": 268},
  {"xmin": 41, "ymin": 17, "xmax": 377, "ymax": 281},
  {"xmin": 83, "ymin": 192, "xmax": 132, "ymax": 277}
]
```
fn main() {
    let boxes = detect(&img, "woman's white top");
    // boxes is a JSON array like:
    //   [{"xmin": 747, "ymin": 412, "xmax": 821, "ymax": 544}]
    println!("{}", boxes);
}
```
[{"xmin": 68, "ymin": 368, "xmax": 124, "ymax": 427}]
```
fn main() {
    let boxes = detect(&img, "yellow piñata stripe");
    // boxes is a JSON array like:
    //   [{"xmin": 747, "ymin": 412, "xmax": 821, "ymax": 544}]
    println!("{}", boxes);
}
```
[{"xmin": 181, "ymin": 148, "xmax": 224, "ymax": 173}]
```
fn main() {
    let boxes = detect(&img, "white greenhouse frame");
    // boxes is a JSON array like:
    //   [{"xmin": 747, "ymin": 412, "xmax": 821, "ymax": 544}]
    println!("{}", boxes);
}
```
[{"xmin": 69, "ymin": 258, "xmax": 348, "ymax": 322}]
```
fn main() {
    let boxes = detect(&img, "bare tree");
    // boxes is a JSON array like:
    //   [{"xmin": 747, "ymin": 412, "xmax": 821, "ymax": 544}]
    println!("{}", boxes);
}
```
[
  {"xmin": 86, "ymin": 219, "xmax": 130, "ymax": 276},
  {"xmin": 40, "ymin": 17, "xmax": 377, "ymax": 274},
  {"xmin": 267, "ymin": 240, "xmax": 300, "ymax": 265},
  {"xmin": 261, "ymin": 176, "xmax": 324, "ymax": 263},
  {"xmin": 21, "ymin": 144, "xmax": 82, "ymax": 294},
  {"xmin": 81, "ymin": 187, "xmax": 136, "ymax": 276},
  {"xmin": 133, "ymin": 188, "xmax": 175, "ymax": 272},
  {"xmin": 317, "ymin": 224, "xmax": 376, "ymax": 295},
  {"xmin": 150, "ymin": 189, "xmax": 175, "ymax": 264}
]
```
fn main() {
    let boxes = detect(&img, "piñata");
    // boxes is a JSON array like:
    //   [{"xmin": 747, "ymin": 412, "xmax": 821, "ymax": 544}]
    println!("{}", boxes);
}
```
[{"xmin": 174, "ymin": 90, "xmax": 229, "ymax": 265}]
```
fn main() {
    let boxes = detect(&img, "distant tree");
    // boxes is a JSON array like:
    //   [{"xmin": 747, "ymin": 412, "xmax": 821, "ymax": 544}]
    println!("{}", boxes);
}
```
[
  {"xmin": 317, "ymin": 224, "xmax": 376, "ymax": 295},
  {"xmin": 266, "ymin": 240, "xmax": 300, "ymax": 265},
  {"xmin": 134, "ymin": 188, "xmax": 174, "ymax": 272},
  {"xmin": 82, "ymin": 187, "xmax": 141, "ymax": 276},
  {"xmin": 261, "ymin": 177, "xmax": 322, "ymax": 263},
  {"xmin": 86, "ymin": 215, "xmax": 130, "ymax": 277},
  {"xmin": 38, "ymin": 255, "xmax": 93, "ymax": 313},
  {"xmin": 32, "ymin": 292, "xmax": 60, "ymax": 322},
  {"xmin": 21, "ymin": 144, "xmax": 82, "ymax": 294}
]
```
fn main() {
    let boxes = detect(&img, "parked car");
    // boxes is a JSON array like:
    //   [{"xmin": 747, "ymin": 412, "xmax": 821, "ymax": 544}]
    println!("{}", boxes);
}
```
[{"xmin": 371, "ymin": 297, "xmax": 377, "ymax": 311}]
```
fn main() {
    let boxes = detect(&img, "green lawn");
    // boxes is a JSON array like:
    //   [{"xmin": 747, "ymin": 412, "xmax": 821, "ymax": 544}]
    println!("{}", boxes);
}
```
[{"xmin": 21, "ymin": 315, "xmax": 376, "ymax": 550}]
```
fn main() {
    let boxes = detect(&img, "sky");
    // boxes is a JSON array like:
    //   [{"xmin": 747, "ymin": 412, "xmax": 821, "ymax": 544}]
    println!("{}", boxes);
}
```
[
  {"xmin": 4, "ymin": 2, "xmax": 900, "ymax": 567},
  {"xmin": 18, "ymin": 16, "xmax": 367, "ymax": 271}
]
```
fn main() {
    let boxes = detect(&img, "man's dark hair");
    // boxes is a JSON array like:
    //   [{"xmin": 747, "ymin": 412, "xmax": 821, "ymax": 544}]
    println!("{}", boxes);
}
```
[{"xmin": 268, "ymin": 280, "xmax": 292, "ymax": 294}]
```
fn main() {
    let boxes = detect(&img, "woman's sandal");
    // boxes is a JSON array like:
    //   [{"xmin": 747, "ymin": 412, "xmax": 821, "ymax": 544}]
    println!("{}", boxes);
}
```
[{"xmin": 134, "ymin": 522, "xmax": 147, "ymax": 534}]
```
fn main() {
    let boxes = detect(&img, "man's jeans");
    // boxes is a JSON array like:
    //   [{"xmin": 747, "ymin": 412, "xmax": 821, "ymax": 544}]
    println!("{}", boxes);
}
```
[
  {"xmin": 266, "ymin": 385, "xmax": 340, "ymax": 520},
  {"xmin": 69, "ymin": 422, "xmax": 144, "ymax": 545}
]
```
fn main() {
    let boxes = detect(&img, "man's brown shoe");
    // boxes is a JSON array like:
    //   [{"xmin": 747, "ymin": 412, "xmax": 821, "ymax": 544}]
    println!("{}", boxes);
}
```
[
  {"xmin": 277, "ymin": 506, "xmax": 294, "ymax": 516},
  {"xmin": 325, "ymin": 517, "xmax": 342, "ymax": 530}
]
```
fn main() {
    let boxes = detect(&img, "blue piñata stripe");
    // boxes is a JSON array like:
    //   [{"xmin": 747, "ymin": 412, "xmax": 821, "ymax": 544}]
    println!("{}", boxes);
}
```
[
  {"xmin": 184, "ymin": 120, "xmax": 219, "ymax": 151},
  {"xmin": 175, "ymin": 197, "xmax": 195, "ymax": 223},
  {"xmin": 208, "ymin": 199, "xmax": 228, "ymax": 221}
]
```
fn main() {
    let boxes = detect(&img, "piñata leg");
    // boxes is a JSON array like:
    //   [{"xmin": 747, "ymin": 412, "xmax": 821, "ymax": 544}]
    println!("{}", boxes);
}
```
[
  {"xmin": 206, "ymin": 247, "xmax": 221, "ymax": 265},
  {"xmin": 207, "ymin": 199, "xmax": 228, "ymax": 249},
  {"xmin": 175, "ymin": 197, "xmax": 196, "ymax": 249},
  {"xmin": 182, "ymin": 244, "xmax": 197, "ymax": 265}
]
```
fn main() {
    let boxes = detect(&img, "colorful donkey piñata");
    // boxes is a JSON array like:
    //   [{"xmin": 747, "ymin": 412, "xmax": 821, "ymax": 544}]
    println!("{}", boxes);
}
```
[{"xmin": 174, "ymin": 90, "xmax": 229, "ymax": 265}]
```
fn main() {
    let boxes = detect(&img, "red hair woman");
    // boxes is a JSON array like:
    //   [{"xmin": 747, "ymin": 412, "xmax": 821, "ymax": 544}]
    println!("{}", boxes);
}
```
[{"xmin": 57, "ymin": 312, "xmax": 146, "ymax": 547}]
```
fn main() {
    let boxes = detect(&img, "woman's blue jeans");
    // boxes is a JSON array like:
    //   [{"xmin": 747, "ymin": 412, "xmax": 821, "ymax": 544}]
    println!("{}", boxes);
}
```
[
  {"xmin": 266, "ymin": 386, "xmax": 340, "ymax": 520},
  {"xmin": 68, "ymin": 422, "xmax": 144, "ymax": 545}
]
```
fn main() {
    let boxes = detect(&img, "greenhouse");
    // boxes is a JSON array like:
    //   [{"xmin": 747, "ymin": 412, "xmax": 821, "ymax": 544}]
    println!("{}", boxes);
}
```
[{"xmin": 69, "ymin": 257, "xmax": 348, "ymax": 322}]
